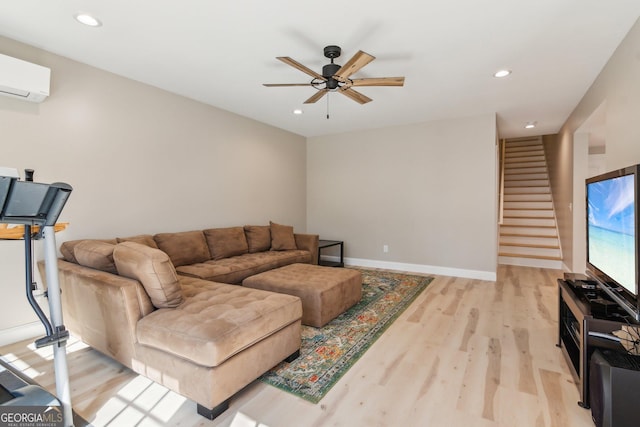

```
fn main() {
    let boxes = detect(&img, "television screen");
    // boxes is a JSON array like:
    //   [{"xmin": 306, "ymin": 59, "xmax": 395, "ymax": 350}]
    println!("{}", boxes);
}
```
[{"xmin": 587, "ymin": 172, "xmax": 636, "ymax": 295}]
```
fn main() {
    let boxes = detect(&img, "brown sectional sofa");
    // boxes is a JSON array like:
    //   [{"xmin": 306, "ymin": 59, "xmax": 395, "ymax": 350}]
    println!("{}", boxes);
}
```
[
  {"xmin": 61, "ymin": 223, "xmax": 319, "ymax": 284},
  {"xmin": 49, "ymin": 223, "xmax": 319, "ymax": 419}
]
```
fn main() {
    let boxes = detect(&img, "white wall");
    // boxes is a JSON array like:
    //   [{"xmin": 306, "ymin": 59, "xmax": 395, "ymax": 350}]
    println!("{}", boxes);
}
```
[
  {"xmin": 0, "ymin": 36, "xmax": 307, "ymax": 342},
  {"xmin": 307, "ymin": 113, "xmax": 497, "ymax": 280},
  {"xmin": 552, "ymin": 18, "xmax": 640, "ymax": 273}
]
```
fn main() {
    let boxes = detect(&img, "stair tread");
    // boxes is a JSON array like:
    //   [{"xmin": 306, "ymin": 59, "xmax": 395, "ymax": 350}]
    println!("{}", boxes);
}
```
[
  {"xmin": 501, "ymin": 232, "xmax": 558, "ymax": 238},
  {"xmin": 501, "ymin": 224, "xmax": 556, "ymax": 228},
  {"xmin": 505, "ymin": 162, "xmax": 546, "ymax": 165},
  {"xmin": 504, "ymin": 208, "xmax": 553, "ymax": 210},
  {"xmin": 499, "ymin": 242, "xmax": 559, "ymax": 249},
  {"xmin": 504, "ymin": 191, "xmax": 551, "ymax": 195},
  {"xmin": 503, "ymin": 216, "xmax": 554, "ymax": 219},
  {"xmin": 503, "ymin": 208, "xmax": 554, "ymax": 212},
  {"xmin": 506, "ymin": 177, "xmax": 549, "ymax": 181},
  {"xmin": 505, "ymin": 171, "xmax": 548, "ymax": 175},
  {"xmin": 499, "ymin": 252, "xmax": 562, "ymax": 261}
]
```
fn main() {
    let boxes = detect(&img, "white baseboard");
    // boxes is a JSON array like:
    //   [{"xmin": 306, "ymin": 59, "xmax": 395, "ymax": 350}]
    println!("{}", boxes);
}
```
[
  {"xmin": 0, "ymin": 322, "xmax": 44, "ymax": 347},
  {"xmin": 320, "ymin": 255, "xmax": 497, "ymax": 281}
]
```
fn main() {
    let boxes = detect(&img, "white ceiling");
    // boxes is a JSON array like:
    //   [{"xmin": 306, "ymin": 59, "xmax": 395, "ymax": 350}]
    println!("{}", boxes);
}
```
[{"xmin": 1, "ymin": 1, "xmax": 639, "ymax": 138}]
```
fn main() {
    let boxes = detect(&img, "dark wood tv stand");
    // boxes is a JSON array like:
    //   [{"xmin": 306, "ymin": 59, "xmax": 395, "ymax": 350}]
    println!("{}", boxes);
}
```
[{"xmin": 557, "ymin": 278, "xmax": 636, "ymax": 408}]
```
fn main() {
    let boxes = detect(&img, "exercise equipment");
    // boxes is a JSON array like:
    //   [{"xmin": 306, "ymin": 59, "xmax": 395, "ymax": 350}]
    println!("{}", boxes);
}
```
[{"xmin": 0, "ymin": 167, "xmax": 73, "ymax": 426}]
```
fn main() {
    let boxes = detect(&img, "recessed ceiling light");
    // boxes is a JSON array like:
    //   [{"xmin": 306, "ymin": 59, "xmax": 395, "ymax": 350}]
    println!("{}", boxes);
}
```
[
  {"xmin": 494, "ymin": 69, "xmax": 511, "ymax": 78},
  {"xmin": 293, "ymin": 109, "xmax": 303, "ymax": 115},
  {"xmin": 525, "ymin": 122, "xmax": 536, "ymax": 129},
  {"xmin": 74, "ymin": 12, "xmax": 102, "ymax": 27}
]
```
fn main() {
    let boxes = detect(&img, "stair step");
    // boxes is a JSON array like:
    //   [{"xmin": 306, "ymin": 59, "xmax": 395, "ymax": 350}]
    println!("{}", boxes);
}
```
[
  {"xmin": 500, "ymin": 228, "xmax": 558, "ymax": 238},
  {"xmin": 504, "ymin": 201, "xmax": 553, "ymax": 210},
  {"xmin": 504, "ymin": 187, "xmax": 550, "ymax": 195},
  {"xmin": 499, "ymin": 246, "xmax": 561, "ymax": 258},
  {"xmin": 502, "ymin": 217, "xmax": 556, "ymax": 227},
  {"xmin": 505, "ymin": 161, "xmax": 547, "ymax": 168},
  {"xmin": 503, "ymin": 211, "xmax": 554, "ymax": 218},
  {"xmin": 500, "ymin": 241, "xmax": 559, "ymax": 249},
  {"xmin": 500, "ymin": 235, "xmax": 559, "ymax": 246},
  {"xmin": 504, "ymin": 187, "xmax": 550, "ymax": 193},
  {"xmin": 501, "ymin": 231, "xmax": 558, "ymax": 237},
  {"xmin": 504, "ymin": 180, "xmax": 549, "ymax": 187},
  {"xmin": 503, "ymin": 193, "xmax": 552, "ymax": 202},
  {"xmin": 501, "ymin": 223, "xmax": 555, "ymax": 229},
  {"xmin": 505, "ymin": 146, "xmax": 543, "ymax": 153},
  {"xmin": 505, "ymin": 167, "xmax": 548, "ymax": 175},
  {"xmin": 505, "ymin": 155, "xmax": 546, "ymax": 163},
  {"xmin": 499, "ymin": 252, "xmax": 562, "ymax": 261},
  {"xmin": 498, "ymin": 255, "xmax": 563, "ymax": 269},
  {"xmin": 505, "ymin": 151, "xmax": 544, "ymax": 158},
  {"xmin": 500, "ymin": 228, "xmax": 558, "ymax": 237},
  {"xmin": 504, "ymin": 173, "xmax": 549, "ymax": 180},
  {"xmin": 507, "ymin": 140, "xmax": 542, "ymax": 148}
]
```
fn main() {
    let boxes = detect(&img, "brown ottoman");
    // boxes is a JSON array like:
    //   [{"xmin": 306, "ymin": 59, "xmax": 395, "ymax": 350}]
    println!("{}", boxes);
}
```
[{"xmin": 242, "ymin": 263, "xmax": 362, "ymax": 327}]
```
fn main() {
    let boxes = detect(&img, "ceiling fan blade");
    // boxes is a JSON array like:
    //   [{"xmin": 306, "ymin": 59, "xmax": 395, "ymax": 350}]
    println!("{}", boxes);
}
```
[
  {"xmin": 334, "ymin": 50, "xmax": 375, "ymax": 82},
  {"xmin": 277, "ymin": 57, "xmax": 326, "ymax": 81},
  {"xmin": 350, "ymin": 77, "xmax": 405, "ymax": 87},
  {"xmin": 304, "ymin": 90, "xmax": 328, "ymax": 104},
  {"xmin": 339, "ymin": 87, "xmax": 372, "ymax": 104},
  {"xmin": 263, "ymin": 83, "xmax": 315, "ymax": 87}
]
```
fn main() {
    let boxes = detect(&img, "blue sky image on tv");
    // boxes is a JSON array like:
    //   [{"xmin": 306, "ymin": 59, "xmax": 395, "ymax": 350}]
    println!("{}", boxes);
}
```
[{"xmin": 587, "ymin": 173, "xmax": 636, "ymax": 293}]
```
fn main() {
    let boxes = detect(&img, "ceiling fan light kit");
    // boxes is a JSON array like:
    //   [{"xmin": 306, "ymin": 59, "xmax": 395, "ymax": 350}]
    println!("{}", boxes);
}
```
[{"xmin": 264, "ymin": 45, "xmax": 405, "ymax": 106}]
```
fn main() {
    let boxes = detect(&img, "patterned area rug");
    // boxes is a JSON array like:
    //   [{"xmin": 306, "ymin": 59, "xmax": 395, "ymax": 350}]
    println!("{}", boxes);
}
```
[{"xmin": 259, "ymin": 268, "xmax": 433, "ymax": 403}]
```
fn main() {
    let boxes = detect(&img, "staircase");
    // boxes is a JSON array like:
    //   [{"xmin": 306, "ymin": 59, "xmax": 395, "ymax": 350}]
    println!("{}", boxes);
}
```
[{"xmin": 498, "ymin": 138, "xmax": 563, "ymax": 269}]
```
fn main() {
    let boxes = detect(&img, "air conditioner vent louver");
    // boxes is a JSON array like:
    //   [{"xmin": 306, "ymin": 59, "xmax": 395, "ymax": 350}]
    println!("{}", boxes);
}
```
[{"xmin": 0, "ymin": 54, "xmax": 50, "ymax": 103}]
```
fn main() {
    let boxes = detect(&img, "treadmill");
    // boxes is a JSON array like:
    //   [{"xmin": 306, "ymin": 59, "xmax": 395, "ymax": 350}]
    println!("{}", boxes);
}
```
[{"xmin": 0, "ymin": 167, "xmax": 75, "ymax": 426}]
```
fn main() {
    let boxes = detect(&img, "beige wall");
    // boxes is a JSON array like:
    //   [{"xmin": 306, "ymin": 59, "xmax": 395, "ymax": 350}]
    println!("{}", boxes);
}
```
[
  {"xmin": 551, "ymin": 18, "xmax": 640, "ymax": 272},
  {"xmin": 543, "ymin": 133, "xmax": 573, "ymax": 270},
  {"xmin": 307, "ymin": 113, "xmax": 498, "ymax": 279},
  {"xmin": 0, "ymin": 36, "xmax": 306, "ymax": 338}
]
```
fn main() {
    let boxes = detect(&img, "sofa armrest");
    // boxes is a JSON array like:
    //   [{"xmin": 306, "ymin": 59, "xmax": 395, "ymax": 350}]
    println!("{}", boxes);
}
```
[
  {"xmin": 43, "ymin": 259, "xmax": 154, "ymax": 369},
  {"xmin": 294, "ymin": 233, "xmax": 319, "ymax": 265}
]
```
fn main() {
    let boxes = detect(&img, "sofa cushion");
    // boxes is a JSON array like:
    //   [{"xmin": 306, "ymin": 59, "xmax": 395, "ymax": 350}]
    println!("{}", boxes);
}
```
[
  {"xmin": 136, "ymin": 276, "xmax": 302, "ymax": 367},
  {"xmin": 60, "ymin": 238, "xmax": 117, "ymax": 263},
  {"xmin": 244, "ymin": 225, "xmax": 271, "ymax": 253},
  {"xmin": 73, "ymin": 241, "xmax": 117, "ymax": 274},
  {"xmin": 116, "ymin": 234, "xmax": 159, "ymax": 249},
  {"xmin": 204, "ymin": 227, "xmax": 249, "ymax": 260},
  {"xmin": 153, "ymin": 230, "xmax": 211, "ymax": 267},
  {"xmin": 176, "ymin": 250, "xmax": 312, "ymax": 284},
  {"xmin": 113, "ymin": 241, "xmax": 183, "ymax": 308},
  {"xmin": 269, "ymin": 221, "xmax": 297, "ymax": 251}
]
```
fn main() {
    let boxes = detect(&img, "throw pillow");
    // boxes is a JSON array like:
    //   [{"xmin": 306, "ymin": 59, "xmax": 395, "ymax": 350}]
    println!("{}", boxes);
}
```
[
  {"xmin": 113, "ymin": 241, "xmax": 183, "ymax": 309},
  {"xmin": 73, "ymin": 240, "xmax": 117, "ymax": 274},
  {"xmin": 203, "ymin": 227, "xmax": 249, "ymax": 260},
  {"xmin": 153, "ymin": 230, "xmax": 211, "ymax": 267},
  {"xmin": 244, "ymin": 225, "xmax": 271, "ymax": 253},
  {"xmin": 270, "ymin": 221, "xmax": 297, "ymax": 251},
  {"xmin": 60, "ymin": 238, "xmax": 117, "ymax": 263},
  {"xmin": 60, "ymin": 240, "xmax": 82, "ymax": 263}
]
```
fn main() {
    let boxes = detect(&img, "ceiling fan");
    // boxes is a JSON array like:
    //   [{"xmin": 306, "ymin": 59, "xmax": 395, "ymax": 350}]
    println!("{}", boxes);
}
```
[{"xmin": 263, "ymin": 45, "xmax": 405, "ymax": 105}]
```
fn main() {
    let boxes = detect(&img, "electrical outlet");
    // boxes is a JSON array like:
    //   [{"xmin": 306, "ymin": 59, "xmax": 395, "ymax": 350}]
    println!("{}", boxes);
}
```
[{"xmin": 383, "ymin": 244, "xmax": 389, "ymax": 253}]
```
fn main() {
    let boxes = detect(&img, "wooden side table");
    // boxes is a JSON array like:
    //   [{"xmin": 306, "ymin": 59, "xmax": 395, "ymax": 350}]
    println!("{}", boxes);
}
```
[{"xmin": 318, "ymin": 239, "xmax": 344, "ymax": 267}]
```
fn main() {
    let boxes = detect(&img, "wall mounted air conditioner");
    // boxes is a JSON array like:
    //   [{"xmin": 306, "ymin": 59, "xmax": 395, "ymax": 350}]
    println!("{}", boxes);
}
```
[{"xmin": 0, "ymin": 53, "xmax": 50, "ymax": 102}]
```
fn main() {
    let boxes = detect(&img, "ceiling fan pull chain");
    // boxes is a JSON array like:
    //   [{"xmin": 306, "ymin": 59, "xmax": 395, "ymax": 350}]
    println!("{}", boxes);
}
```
[{"xmin": 326, "ymin": 92, "xmax": 330, "ymax": 119}]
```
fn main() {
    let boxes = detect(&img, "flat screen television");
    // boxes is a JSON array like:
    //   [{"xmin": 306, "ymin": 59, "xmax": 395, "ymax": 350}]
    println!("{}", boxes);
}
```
[{"xmin": 586, "ymin": 164, "xmax": 640, "ymax": 321}]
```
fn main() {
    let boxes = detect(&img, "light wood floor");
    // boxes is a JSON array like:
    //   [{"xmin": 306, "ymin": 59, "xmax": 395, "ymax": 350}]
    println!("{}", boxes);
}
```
[{"xmin": 0, "ymin": 265, "xmax": 595, "ymax": 427}]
